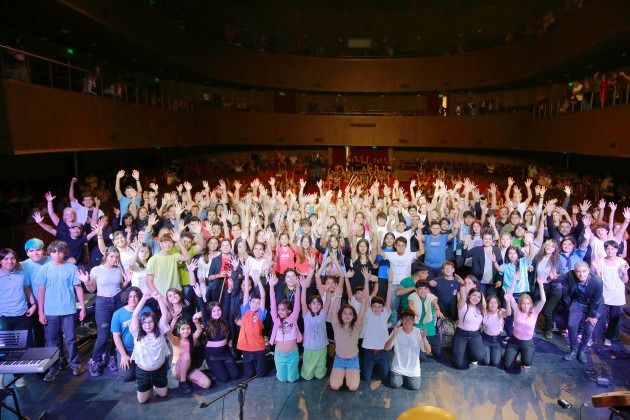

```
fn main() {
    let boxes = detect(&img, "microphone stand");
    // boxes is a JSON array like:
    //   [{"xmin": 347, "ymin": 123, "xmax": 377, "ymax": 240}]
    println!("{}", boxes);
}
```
[{"xmin": 199, "ymin": 375, "xmax": 257, "ymax": 420}]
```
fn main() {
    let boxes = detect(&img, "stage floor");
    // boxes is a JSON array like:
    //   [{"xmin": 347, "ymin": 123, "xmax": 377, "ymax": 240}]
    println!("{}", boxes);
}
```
[{"xmin": 4, "ymin": 330, "xmax": 629, "ymax": 420}]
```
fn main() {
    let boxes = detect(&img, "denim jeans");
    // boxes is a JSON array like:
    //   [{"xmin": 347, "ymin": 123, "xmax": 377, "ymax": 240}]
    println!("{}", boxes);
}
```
[
  {"xmin": 361, "ymin": 349, "xmax": 391, "ymax": 382},
  {"xmin": 452, "ymin": 328, "xmax": 485, "ymax": 369},
  {"xmin": 504, "ymin": 337, "xmax": 535, "ymax": 370},
  {"xmin": 390, "ymin": 371, "xmax": 421, "ymax": 390},
  {"xmin": 92, "ymin": 294, "xmax": 122, "ymax": 362},
  {"xmin": 481, "ymin": 333, "xmax": 503, "ymax": 366},
  {"xmin": 45, "ymin": 314, "xmax": 78, "ymax": 369},
  {"xmin": 568, "ymin": 302, "xmax": 596, "ymax": 352},
  {"xmin": 116, "ymin": 349, "xmax": 137, "ymax": 382},
  {"xmin": 389, "ymin": 284, "xmax": 400, "ymax": 325},
  {"xmin": 542, "ymin": 283, "xmax": 563, "ymax": 333},
  {"xmin": 593, "ymin": 304, "xmax": 622, "ymax": 342},
  {"xmin": 420, "ymin": 333, "xmax": 443, "ymax": 362}
]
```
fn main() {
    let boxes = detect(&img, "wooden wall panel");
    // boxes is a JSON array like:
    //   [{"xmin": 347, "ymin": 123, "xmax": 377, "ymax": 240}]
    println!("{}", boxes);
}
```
[{"xmin": 3, "ymin": 81, "xmax": 630, "ymax": 157}]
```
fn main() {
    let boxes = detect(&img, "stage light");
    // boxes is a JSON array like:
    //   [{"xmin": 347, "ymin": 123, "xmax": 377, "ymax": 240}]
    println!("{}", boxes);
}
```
[
  {"xmin": 568, "ymin": 82, "xmax": 574, "ymax": 87},
  {"xmin": 66, "ymin": 48, "xmax": 74, "ymax": 56}
]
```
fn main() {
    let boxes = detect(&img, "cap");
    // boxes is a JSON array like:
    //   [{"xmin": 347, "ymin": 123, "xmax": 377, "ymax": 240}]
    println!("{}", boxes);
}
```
[
  {"xmin": 24, "ymin": 238, "xmax": 44, "ymax": 251},
  {"xmin": 70, "ymin": 222, "xmax": 84, "ymax": 229}
]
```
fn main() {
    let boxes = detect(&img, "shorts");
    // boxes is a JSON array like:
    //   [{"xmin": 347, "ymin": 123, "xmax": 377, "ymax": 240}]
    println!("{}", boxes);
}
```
[
  {"xmin": 301, "ymin": 348, "xmax": 327, "ymax": 380},
  {"xmin": 332, "ymin": 354, "xmax": 360, "ymax": 370},
  {"xmin": 136, "ymin": 362, "xmax": 168, "ymax": 393}
]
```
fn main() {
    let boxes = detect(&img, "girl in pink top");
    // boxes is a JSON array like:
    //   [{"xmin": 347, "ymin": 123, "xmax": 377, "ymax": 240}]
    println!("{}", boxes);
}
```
[
  {"xmin": 504, "ymin": 276, "xmax": 546, "ymax": 372},
  {"xmin": 452, "ymin": 283, "xmax": 486, "ymax": 369},
  {"xmin": 481, "ymin": 295, "xmax": 511, "ymax": 366},
  {"xmin": 274, "ymin": 233, "xmax": 296, "ymax": 275},
  {"xmin": 268, "ymin": 273, "xmax": 302, "ymax": 382}
]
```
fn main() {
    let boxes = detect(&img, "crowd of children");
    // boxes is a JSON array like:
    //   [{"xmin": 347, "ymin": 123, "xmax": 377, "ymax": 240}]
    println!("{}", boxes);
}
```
[{"xmin": 0, "ymin": 168, "xmax": 628, "ymax": 401}]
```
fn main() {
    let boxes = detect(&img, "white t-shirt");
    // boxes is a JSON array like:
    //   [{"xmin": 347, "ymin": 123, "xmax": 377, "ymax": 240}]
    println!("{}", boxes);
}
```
[
  {"xmin": 599, "ymin": 259, "xmax": 627, "ymax": 306},
  {"xmin": 383, "ymin": 250, "xmax": 416, "ymax": 285},
  {"xmin": 391, "ymin": 327, "xmax": 424, "ymax": 378},
  {"xmin": 70, "ymin": 200, "xmax": 104, "ymax": 224},
  {"xmin": 130, "ymin": 320, "xmax": 171, "ymax": 371},
  {"xmin": 362, "ymin": 306, "xmax": 391, "ymax": 350}
]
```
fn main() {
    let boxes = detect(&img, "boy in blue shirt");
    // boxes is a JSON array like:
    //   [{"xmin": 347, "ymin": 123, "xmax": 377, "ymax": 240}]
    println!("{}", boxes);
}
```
[
  {"xmin": 36, "ymin": 241, "xmax": 86, "ymax": 382},
  {"xmin": 111, "ymin": 287, "xmax": 151, "ymax": 381}
]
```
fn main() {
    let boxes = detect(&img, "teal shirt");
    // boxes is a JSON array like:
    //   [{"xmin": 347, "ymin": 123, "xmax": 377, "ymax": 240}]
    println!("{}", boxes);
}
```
[{"xmin": 36, "ymin": 262, "xmax": 80, "ymax": 316}]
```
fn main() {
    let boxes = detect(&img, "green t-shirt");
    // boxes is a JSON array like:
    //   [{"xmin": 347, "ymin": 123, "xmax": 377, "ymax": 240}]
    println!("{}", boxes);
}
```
[
  {"xmin": 174, "ymin": 245, "xmax": 199, "ymax": 286},
  {"xmin": 146, "ymin": 252, "xmax": 181, "ymax": 295},
  {"xmin": 398, "ymin": 276, "xmax": 416, "ymax": 310}
]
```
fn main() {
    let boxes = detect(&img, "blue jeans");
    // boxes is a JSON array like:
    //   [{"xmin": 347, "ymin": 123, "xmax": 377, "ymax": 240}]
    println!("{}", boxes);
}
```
[
  {"xmin": 389, "ymin": 284, "xmax": 400, "ymax": 325},
  {"xmin": 452, "ymin": 328, "xmax": 485, "ymax": 369},
  {"xmin": 92, "ymin": 295, "xmax": 122, "ymax": 362},
  {"xmin": 45, "ymin": 314, "xmax": 78, "ymax": 369},
  {"xmin": 568, "ymin": 302, "xmax": 595, "ymax": 352},
  {"xmin": 361, "ymin": 349, "xmax": 390, "ymax": 383},
  {"xmin": 116, "ymin": 349, "xmax": 137, "ymax": 382}
]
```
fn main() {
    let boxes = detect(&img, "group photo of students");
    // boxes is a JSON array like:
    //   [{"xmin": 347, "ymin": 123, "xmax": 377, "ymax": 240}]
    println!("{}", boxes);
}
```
[{"xmin": 1, "ymin": 166, "xmax": 627, "ymax": 405}]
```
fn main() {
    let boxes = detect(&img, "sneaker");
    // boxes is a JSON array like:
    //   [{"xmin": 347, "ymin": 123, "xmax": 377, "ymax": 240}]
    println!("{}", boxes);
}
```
[
  {"xmin": 577, "ymin": 351, "xmax": 587, "ymax": 364},
  {"xmin": 586, "ymin": 339, "xmax": 593, "ymax": 348},
  {"xmin": 88, "ymin": 359, "xmax": 102, "ymax": 377},
  {"xmin": 43, "ymin": 368, "xmax": 59, "ymax": 383},
  {"xmin": 471, "ymin": 361, "xmax": 478, "ymax": 366},
  {"xmin": 108, "ymin": 356, "xmax": 118, "ymax": 372},
  {"xmin": 58, "ymin": 359, "xmax": 70, "ymax": 370},
  {"xmin": 14, "ymin": 377, "xmax": 26, "ymax": 388},
  {"xmin": 544, "ymin": 330, "xmax": 553, "ymax": 340},
  {"xmin": 73, "ymin": 365, "xmax": 86, "ymax": 376},
  {"xmin": 179, "ymin": 381, "xmax": 192, "ymax": 394},
  {"xmin": 604, "ymin": 339, "xmax": 612, "ymax": 347},
  {"xmin": 563, "ymin": 351, "xmax": 576, "ymax": 361}
]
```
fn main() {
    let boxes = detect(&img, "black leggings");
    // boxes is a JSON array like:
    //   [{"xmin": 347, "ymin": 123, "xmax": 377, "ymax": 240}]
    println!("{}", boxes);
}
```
[{"xmin": 204, "ymin": 346, "xmax": 240, "ymax": 382}]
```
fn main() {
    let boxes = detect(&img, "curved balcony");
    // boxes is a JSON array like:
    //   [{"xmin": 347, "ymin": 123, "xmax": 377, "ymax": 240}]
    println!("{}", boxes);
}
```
[
  {"xmin": 57, "ymin": 0, "xmax": 630, "ymax": 93},
  {"xmin": 2, "ymin": 79, "xmax": 630, "ymax": 157}
]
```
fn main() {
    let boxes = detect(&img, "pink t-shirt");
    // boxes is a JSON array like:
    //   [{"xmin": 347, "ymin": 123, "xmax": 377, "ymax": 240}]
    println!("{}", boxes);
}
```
[
  {"xmin": 482, "ymin": 313, "xmax": 504, "ymax": 337},
  {"xmin": 512, "ymin": 307, "xmax": 542, "ymax": 340},
  {"xmin": 458, "ymin": 305, "xmax": 483, "ymax": 332}
]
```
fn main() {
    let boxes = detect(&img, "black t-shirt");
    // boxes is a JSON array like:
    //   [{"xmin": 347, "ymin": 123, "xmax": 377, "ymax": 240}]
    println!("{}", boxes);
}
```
[
  {"xmin": 56, "ymin": 231, "xmax": 87, "ymax": 264},
  {"xmin": 431, "ymin": 276, "xmax": 459, "ymax": 320}
]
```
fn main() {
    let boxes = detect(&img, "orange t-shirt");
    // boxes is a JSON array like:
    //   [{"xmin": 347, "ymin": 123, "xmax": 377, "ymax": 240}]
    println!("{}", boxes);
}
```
[{"xmin": 237, "ymin": 305, "xmax": 267, "ymax": 352}]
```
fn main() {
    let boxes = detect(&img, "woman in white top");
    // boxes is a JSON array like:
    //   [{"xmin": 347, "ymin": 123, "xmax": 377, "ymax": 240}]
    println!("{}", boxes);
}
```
[
  {"xmin": 594, "ymin": 240, "xmax": 629, "ymax": 346},
  {"xmin": 129, "ymin": 243, "xmax": 151, "ymax": 295},
  {"xmin": 78, "ymin": 246, "xmax": 130, "ymax": 377},
  {"xmin": 130, "ymin": 291, "xmax": 171, "ymax": 404}
]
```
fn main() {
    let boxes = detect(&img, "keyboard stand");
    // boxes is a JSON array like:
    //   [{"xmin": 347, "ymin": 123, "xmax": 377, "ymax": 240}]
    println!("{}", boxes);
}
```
[{"xmin": 1, "ymin": 374, "xmax": 27, "ymax": 420}]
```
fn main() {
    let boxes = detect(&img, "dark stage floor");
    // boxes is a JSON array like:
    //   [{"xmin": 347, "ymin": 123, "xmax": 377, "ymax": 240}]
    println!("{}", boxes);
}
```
[{"xmin": 3, "ymin": 330, "xmax": 629, "ymax": 420}]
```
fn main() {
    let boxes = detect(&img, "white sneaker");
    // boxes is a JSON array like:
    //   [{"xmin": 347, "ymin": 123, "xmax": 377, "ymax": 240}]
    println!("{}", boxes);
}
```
[
  {"xmin": 604, "ymin": 339, "xmax": 612, "ymax": 347},
  {"xmin": 14, "ymin": 377, "xmax": 26, "ymax": 388}
]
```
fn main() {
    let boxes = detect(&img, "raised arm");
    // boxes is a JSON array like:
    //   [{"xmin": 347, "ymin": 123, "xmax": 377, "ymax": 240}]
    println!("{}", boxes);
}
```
[
  {"xmin": 69, "ymin": 177, "xmax": 79, "ymax": 204},
  {"xmin": 115, "ymin": 170, "xmax": 125, "ymax": 200},
  {"xmin": 45, "ymin": 192, "xmax": 60, "ymax": 226},
  {"xmin": 33, "ymin": 211, "xmax": 57, "ymax": 236},
  {"xmin": 533, "ymin": 277, "xmax": 547, "ymax": 313}
]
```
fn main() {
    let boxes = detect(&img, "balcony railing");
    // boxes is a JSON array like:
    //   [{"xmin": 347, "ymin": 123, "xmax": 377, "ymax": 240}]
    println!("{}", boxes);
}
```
[{"xmin": 0, "ymin": 44, "xmax": 196, "ymax": 114}]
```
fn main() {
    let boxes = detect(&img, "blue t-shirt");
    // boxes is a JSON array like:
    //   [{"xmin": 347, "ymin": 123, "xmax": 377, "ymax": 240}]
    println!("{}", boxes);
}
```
[
  {"xmin": 239, "ymin": 303, "xmax": 267, "ymax": 321},
  {"xmin": 111, "ymin": 306, "xmax": 152, "ymax": 352},
  {"xmin": 36, "ymin": 262, "xmax": 80, "ymax": 316},
  {"xmin": 423, "ymin": 234, "xmax": 449, "ymax": 268},
  {"xmin": 375, "ymin": 249, "xmax": 393, "ymax": 279},
  {"xmin": 118, "ymin": 196, "xmax": 142, "ymax": 222},
  {"xmin": 0, "ymin": 270, "xmax": 29, "ymax": 317},
  {"xmin": 20, "ymin": 257, "xmax": 50, "ymax": 290}
]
